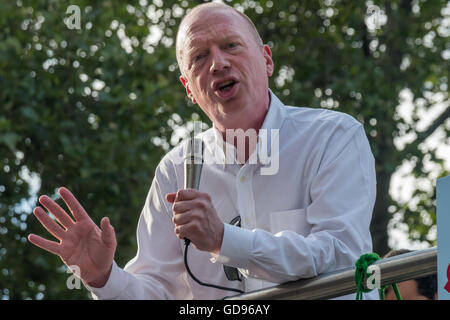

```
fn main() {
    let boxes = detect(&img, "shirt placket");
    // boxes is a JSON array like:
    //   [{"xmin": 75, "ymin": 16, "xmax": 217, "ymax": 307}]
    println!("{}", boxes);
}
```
[{"xmin": 235, "ymin": 164, "xmax": 256, "ymax": 230}]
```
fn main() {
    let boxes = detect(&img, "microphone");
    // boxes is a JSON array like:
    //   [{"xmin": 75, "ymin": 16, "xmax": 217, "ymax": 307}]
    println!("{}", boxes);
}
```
[
  {"xmin": 183, "ymin": 137, "xmax": 204, "ymax": 246},
  {"xmin": 184, "ymin": 137, "xmax": 204, "ymax": 190}
]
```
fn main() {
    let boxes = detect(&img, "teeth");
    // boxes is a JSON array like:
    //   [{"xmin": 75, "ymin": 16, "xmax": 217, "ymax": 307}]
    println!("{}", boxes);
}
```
[{"xmin": 218, "ymin": 80, "xmax": 234, "ymax": 89}]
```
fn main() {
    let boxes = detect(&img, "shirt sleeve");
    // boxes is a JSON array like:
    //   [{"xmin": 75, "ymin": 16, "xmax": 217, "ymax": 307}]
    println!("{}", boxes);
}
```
[
  {"xmin": 216, "ymin": 124, "xmax": 376, "ymax": 283},
  {"xmin": 85, "ymin": 157, "xmax": 192, "ymax": 299}
]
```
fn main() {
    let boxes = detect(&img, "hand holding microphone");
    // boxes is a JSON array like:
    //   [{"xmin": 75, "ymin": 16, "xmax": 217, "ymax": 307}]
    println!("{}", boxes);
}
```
[
  {"xmin": 167, "ymin": 138, "xmax": 243, "ymax": 294},
  {"xmin": 166, "ymin": 138, "xmax": 224, "ymax": 255}
]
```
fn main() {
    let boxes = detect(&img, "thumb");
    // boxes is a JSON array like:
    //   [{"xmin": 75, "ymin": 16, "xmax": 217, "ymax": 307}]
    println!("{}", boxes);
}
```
[
  {"xmin": 166, "ymin": 193, "xmax": 176, "ymax": 203},
  {"xmin": 100, "ymin": 217, "xmax": 116, "ymax": 247}
]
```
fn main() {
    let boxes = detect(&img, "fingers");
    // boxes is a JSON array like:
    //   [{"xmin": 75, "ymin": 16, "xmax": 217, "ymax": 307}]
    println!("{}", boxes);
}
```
[
  {"xmin": 174, "ymin": 222, "xmax": 198, "ymax": 240},
  {"xmin": 173, "ymin": 209, "xmax": 198, "ymax": 226},
  {"xmin": 166, "ymin": 193, "xmax": 176, "ymax": 203},
  {"xmin": 58, "ymin": 187, "xmax": 89, "ymax": 222},
  {"xmin": 39, "ymin": 195, "xmax": 75, "ymax": 229},
  {"xmin": 28, "ymin": 234, "xmax": 60, "ymax": 256},
  {"xmin": 175, "ymin": 189, "xmax": 207, "ymax": 201},
  {"xmin": 33, "ymin": 207, "xmax": 66, "ymax": 240},
  {"xmin": 170, "ymin": 190, "xmax": 212, "ymax": 225},
  {"xmin": 174, "ymin": 224, "xmax": 184, "ymax": 239},
  {"xmin": 172, "ymin": 198, "xmax": 206, "ymax": 215},
  {"xmin": 100, "ymin": 217, "xmax": 116, "ymax": 248},
  {"xmin": 166, "ymin": 189, "xmax": 210, "ymax": 204}
]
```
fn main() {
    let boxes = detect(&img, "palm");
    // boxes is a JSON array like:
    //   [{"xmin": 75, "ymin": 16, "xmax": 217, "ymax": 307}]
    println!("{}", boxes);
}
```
[
  {"xmin": 28, "ymin": 187, "xmax": 116, "ymax": 284},
  {"xmin": 61, "ymin": 220, "xmax": 114, "ymax": 280}
]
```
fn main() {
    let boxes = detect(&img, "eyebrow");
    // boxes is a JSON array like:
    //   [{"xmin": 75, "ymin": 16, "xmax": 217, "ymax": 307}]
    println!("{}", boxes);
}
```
[{"xmin": 186, "ymin": 34, "xmax": 244, "ymax": 57}]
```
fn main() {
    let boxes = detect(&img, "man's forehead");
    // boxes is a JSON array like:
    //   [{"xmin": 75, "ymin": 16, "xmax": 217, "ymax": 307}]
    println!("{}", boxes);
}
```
[
  {"xmin": 179, "ymin": 8, "xmax": 246, "ymax": 46},
  {"xmin": 184, "ymin": 26, "xmax": 241, "ymax": 48}
]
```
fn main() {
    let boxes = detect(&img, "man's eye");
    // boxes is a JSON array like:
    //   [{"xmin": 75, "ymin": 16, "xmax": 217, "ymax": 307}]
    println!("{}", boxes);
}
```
[
  {"xmin": 194, "ymin": 54, "xmax": 206, "ymax": 62},
  {"xmin": 227, "ymin": 43, "xmax": 238, "ymax": 49}
]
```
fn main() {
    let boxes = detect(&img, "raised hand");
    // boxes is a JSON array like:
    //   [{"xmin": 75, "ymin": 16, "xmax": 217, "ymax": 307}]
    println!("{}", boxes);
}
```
[{"xmin": 28, "ymin": 187, "xmax": 116, "ymax": 288}]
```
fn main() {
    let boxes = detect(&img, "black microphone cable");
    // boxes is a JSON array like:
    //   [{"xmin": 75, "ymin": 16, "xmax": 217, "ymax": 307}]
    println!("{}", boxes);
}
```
[{"xmin": 183, "ymin": 239, "xmax": 244, "ymax": 294}]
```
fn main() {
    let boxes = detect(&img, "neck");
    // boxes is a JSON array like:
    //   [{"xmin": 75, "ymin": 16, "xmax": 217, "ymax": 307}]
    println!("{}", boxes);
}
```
[
  {"xmin": 216, "ymin": 91, "xmax": 271, "ymax": 138},
  {"xmin": 216, "ymin": 91, "xmax": 271, "ymax": 164}
]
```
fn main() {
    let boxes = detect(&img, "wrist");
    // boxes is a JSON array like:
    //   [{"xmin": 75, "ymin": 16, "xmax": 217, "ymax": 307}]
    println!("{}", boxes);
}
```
[
  {"xmin": 212, "ymin": 223, "xmax": 224, "ymax": 256},
  {"xmin": 87, "ymin": 264, "xmax": 113, "ymax": 288}
]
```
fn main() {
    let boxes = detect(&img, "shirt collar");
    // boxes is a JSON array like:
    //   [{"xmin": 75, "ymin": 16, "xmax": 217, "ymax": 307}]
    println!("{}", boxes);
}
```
[{"xmin": 207, "ymin": 89, "xmax": 286, "ymax": 169}]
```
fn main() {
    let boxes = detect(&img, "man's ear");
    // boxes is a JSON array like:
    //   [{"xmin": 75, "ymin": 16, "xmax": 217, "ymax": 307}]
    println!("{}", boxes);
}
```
[
  {"xmin": 179, "ymin": 76, "xmax": 197, "ymax": 104},
  {"xmin": 262, "ymin": 44, "xmax": 274, "ymax": 77}
]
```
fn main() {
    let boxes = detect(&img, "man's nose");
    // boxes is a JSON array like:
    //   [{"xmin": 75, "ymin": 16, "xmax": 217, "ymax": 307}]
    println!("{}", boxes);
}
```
[{"xmin": 209, "ymin": 48, "xmax": 230, "ymax": 73}]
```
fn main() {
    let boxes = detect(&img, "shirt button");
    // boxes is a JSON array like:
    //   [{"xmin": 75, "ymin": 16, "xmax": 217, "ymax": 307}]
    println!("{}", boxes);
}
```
[{"xmin": 240, "ymin": 176, "xmax": 246, "ymax": 183}]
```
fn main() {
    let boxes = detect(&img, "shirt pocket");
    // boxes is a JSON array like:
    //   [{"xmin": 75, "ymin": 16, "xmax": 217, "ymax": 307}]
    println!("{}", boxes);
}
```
[{"xmin": 269, "ymin": 208, "xmax": 311, "ymax": 236}]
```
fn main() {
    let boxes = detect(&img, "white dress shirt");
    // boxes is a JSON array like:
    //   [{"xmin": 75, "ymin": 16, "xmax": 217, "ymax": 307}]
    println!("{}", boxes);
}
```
[{"xmin": 85, "ymin": 90, "xmax": 378, "ymax": 300}]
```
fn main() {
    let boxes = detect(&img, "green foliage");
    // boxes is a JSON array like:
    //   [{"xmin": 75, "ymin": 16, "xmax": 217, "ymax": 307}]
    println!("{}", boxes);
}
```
[
  {"xmin": 0, "ymin": 0, "xmax": 448, "ymax": 299},
  {"xmin": 0, "ymin": 0, "xmax": 192, "ymax": 299}
]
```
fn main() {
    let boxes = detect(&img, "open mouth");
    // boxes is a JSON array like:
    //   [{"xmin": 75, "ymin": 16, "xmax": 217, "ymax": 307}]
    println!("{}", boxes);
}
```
[{"xmin": 217, "ymin": 80, "xmax": 237, "ymax": 92}]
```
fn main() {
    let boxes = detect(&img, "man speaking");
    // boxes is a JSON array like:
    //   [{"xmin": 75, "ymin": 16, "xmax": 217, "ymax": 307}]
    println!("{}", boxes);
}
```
[{"xmin": 28, "ymin": 2, "xmax": 377, "ymax": 300}]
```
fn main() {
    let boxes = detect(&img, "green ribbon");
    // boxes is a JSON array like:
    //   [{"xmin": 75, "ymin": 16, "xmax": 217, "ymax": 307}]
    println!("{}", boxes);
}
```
[{"xmin": 354, "ymin": 253, "xmax": 402, "ymax": 300}]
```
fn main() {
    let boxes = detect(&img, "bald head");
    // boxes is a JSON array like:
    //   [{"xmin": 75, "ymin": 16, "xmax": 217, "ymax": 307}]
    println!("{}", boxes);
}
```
[{"xmin": 176, "ymin": 2, "xmax": 263, "ymax": 75}]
